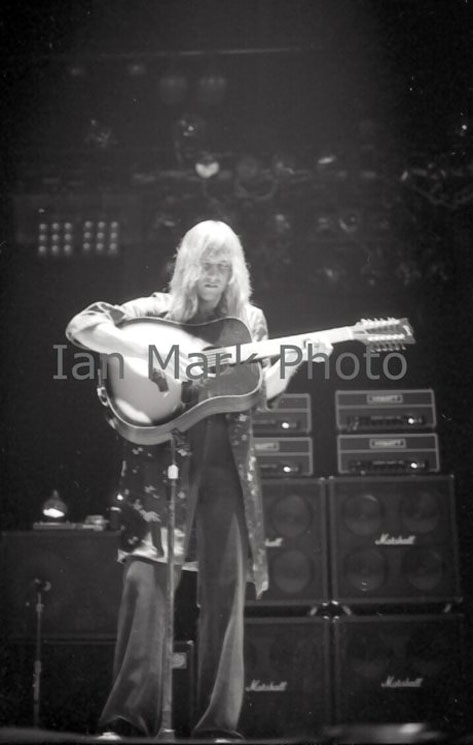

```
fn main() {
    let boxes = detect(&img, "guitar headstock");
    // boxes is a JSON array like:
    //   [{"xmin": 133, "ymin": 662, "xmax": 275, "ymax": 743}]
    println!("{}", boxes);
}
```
[{"xmin": 353, "ymin": 317, "xmax": 415, "ymax": 351}]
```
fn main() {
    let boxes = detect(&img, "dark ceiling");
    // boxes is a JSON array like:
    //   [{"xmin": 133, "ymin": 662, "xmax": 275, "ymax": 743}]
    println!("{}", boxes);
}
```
[{"xmin": 1, "ymin": 0, "xmax": 472, "ymax": 155}]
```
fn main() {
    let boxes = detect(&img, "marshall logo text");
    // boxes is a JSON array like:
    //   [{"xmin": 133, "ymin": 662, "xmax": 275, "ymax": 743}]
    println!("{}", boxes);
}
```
[
  {"xmin": 375, "ymin": 533, "xmax": 416, "ymax": 546},
  {"xmin": 381, "ymin": 676, "xmax": 423, "ymax": 689},
  {"xmin": 245, "ymin": 680, "xmax": 288, "ymax": 693}
]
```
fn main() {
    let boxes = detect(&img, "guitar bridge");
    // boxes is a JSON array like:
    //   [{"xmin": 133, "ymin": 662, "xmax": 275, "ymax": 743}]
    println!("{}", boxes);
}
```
[{"xmin": 96, "ymin": 385, "xmax": 109, "ymax": 408}]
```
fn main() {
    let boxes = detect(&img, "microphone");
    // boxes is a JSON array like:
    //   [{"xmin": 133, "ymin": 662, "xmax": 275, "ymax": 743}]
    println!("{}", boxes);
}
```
[{"xmin": 34, "ymin": 578, "xmax": 52, "ymax": 592}]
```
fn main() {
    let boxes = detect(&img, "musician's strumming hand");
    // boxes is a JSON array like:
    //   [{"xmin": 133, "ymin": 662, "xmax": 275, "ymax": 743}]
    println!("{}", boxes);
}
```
[{"xmin": 72, "ymin": 321, "xmax": 150, "ymax": 359}]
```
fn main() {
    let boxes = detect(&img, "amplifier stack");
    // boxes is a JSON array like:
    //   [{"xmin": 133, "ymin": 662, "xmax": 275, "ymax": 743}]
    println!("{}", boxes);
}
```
[
  {"xmin": 240, "ymin": 387, "xmax": 464, "ymax": 738},
  {"xmin": 253, "ymin": 393, "xmax": 313, "ymax": 477},
  {"xmin": 0, "ymin": 390, "xmax": 465, "ymax": 738},
  {"xmin": 335, "ymin": 388, "xmax": 439, "ymax": 475},
  {"xmin": 325, "ymin": 387, "xmax": 463, "ymax": 732}
]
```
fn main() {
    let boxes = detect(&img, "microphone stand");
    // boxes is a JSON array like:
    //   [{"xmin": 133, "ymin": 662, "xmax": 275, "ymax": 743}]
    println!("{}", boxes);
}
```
[
  {"xmin": 32, "ymin": 579, "xmax": 50, "ymax": 728},
  {"xmin": 157, "ymin": 434, "xmax": 179, "ymax": 742}
]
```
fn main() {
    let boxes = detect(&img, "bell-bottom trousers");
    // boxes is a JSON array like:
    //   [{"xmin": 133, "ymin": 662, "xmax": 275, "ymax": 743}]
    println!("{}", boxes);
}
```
[{"xmin": 99, "ymin": 459, "xmax": 249, "ymax": 737}]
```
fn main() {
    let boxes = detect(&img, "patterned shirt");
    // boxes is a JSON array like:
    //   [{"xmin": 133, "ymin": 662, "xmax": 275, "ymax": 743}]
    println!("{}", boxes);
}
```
[{"xmin": 66, "ymin": 292, "xmax": 270, "ymax": 597}]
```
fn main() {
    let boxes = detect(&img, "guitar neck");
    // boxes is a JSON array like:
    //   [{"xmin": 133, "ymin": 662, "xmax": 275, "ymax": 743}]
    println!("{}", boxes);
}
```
[{"xmin": 210, "ymin": 325, "xmax": 356, "ymax": 364}]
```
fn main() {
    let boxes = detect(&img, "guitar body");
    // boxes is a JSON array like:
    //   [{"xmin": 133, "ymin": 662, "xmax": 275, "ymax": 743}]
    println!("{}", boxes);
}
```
[
  {"xmin": 97, "ymin": 313, "xmax": 415, "ymax": 445},
  {"xmin": 99, "ymin": 316, "xmax": 263, "ymax": 445}
]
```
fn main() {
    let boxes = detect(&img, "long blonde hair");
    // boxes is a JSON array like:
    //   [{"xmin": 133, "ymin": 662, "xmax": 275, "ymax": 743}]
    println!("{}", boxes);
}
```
[{"xmin": 168, "ymin": 220, "xmax": 252, "ymax": 321}]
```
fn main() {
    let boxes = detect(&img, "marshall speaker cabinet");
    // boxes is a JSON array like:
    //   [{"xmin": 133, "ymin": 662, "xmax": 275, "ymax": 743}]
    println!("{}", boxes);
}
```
[
  {"xmin": 332, "ymin": 613, "xmax": 465, "ymax": 726},
  {"xmin": 328, "ymin": 475, "xmax": 461, "ymax": 605},
  {"xmin": 240, "ymin": 617, "xmax": 331, "ymax": 738},
  {"xmin": 246, "ymin": 479, "xmax": 329, "ymax": 605}
]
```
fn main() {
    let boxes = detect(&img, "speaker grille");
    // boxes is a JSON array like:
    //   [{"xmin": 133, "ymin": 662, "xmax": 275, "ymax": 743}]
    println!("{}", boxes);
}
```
[
  {"xmin": 333, "ymin": 614, "xmax": 465, "ymax": 725},
  {"xmin": 328, "ymin": 475, "xmax": 461, "ymax": 604},
  {"xmin": 241, "ymin": 617, "xmax": 331, "ymax": 737},
  {"xmin": 247, "ymin": 479, "xmax": 328, "ymax": 605}
]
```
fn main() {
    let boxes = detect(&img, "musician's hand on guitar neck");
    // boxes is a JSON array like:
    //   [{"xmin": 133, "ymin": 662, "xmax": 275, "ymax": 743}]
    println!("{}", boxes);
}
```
[
  {"xmin": 304, "ymin": 335, "xmax": 334, "ymax": 362},
  {"xmin": 265, "ymin": 335, "xmax": 333, "ymax": 400}
]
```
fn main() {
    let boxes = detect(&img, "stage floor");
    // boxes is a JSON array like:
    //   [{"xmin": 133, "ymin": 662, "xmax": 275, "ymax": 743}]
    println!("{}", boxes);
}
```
[{"xmin": 0, "ymin": 723, "xmax": 460, "ymax": 745}]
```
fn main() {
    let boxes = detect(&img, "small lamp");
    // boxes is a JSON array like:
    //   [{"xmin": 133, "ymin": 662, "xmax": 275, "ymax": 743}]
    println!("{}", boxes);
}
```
[{"xmin": 42, "ymin": 490, "xmax": 68, "ymax": 520}]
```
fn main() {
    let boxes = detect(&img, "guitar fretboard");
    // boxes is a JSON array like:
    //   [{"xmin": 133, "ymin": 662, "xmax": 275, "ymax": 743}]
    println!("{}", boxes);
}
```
[{"xmin": 203, "ymin": 325, "xmax": 355, "ymax": 366}]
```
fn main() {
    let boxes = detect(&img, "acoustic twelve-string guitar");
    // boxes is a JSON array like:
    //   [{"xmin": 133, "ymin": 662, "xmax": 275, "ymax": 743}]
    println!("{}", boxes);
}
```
[{"xmin": 96, "ymin": 316, "xmax": 415, "ymax": 445}]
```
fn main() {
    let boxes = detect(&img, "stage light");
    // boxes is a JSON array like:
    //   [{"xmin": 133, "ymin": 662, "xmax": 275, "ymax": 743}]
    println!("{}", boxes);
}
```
[
  {"xmin": 127, "ymin": 61, "xmax": 147, "ymax": 77},
  {"xmin": 36, "ymin": 220, "xmax": 75, "ymax": 258},
  {"xmin": 159, "ymin": 70, "xmax": 188, "ymax": 105},
  {"xmin": 173, "ymin": 113, "xmax": 208, "ymax": 165},
  {"xmin": 451, "ymin": 111, "xmax": 472, "ymax": 141},
  {"xmin": 271, "ymin": 152, "xmax": 296, "ymax": 181},
  {"xmin": 84, "ymin": 119, "xmax": 117, "ymax": 150},
  {"xmin": 67, "ymin": 63, "xmax": 87, "ymax": 79},
  {"xmin": 235, "ymin": 154, "xmax": 262, "ymax": 185},
  {"xmin": 81, "ymin": 219, "xmax": 120, "ymax": 256},
  {"xmin": 234, "ymin": 155, "xmax": 276, "ymax": 201},
  {"xmin": 316, "ymin": 263, "xmax": 345, "ymax": 286},
  {"xmin": 312, "ymin": 209, "xmax": 338, "ymax": 238},
  {"xmin": 195, "ymin": 151, "xmax": 220, "ymax": 179},
  {"xmin": 42, "ymin": 490, "xmax": 67, "ymax": 520},
  {"xmin": 339, "ymin": 208, "xmax": 362, "ymax": 236},
  {"xmin": 196, "ymin": 71, "xmax": 228, "ymax": 106},
  {"xmin": 266, "ymin": 211, "xmax": 293, "ymax": 241},
  {"xmin": 315, "ymin": 149, "xmax": 347, "ymax": 181},
  {"xmin": 317, "ymin": 151, "xmax": 337, "ymax": 166}
]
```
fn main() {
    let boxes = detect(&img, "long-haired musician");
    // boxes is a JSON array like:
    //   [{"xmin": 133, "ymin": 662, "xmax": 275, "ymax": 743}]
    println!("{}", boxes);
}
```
[{"xmin": 66, "ymin": 220, "xmax": 331, "ymax": 741}]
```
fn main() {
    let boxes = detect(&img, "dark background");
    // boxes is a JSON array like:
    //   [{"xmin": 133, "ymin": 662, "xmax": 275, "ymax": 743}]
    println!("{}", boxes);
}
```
[{"xmin": 1, "ymin": 0, "xmax": 473, "ymax": 732}]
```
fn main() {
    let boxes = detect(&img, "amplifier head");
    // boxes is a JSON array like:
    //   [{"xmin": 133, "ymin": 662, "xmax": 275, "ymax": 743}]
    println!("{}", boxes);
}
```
[{"xmin": 255, "ymin": 437, "xmax": 313, "ymax": 477}]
